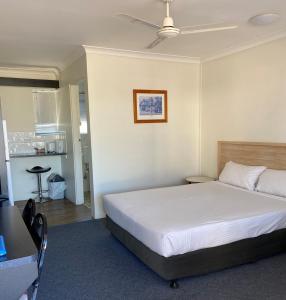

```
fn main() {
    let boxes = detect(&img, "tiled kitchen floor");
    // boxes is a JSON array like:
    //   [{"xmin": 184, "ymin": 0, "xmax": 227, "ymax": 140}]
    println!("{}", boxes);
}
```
[{"xmin": 16, "ymin": 199, "xmax": 91, "ymax": 227}]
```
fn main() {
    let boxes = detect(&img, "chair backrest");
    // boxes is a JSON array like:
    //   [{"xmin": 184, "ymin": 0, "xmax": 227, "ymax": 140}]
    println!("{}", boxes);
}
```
[
  {"xmin": 0, "ymin": 176, "xmax": 9, "ymax": 208},
  {"xmin": 0, "ymin": 197, "xmax": 9, "ymax": 207},
  {"xmin": 22, "ymin": 199, "xmax": 36, "ymax": 230},
  {"xmin": 31, "ymin": 213, "xmax": 48, "ymax": 272}
]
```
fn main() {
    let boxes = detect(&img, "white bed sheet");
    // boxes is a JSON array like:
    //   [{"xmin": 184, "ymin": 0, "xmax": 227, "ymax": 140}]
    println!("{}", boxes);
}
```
[{"xmin": 103, "ymin": 182, "xmax": 286, "ymax": 257}]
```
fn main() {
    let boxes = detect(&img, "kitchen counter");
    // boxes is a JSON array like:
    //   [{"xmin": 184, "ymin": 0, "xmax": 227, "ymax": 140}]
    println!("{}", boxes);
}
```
[
  {"xmin": 10, "ymin": 154, "xmax": 63, "ymax": 201},
  {"xmin": 10, "ymin": 152, "xmax": 67, "ymax": 158}
]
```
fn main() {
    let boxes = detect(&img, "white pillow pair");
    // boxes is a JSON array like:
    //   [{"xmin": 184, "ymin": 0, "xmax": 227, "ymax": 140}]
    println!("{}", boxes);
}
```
[
  {"xmin": 219, "ymin": 161, "xmax": 265, "ymax": 191},
  {"xmin": 219, "ymin": 161, "xmax": 286, "ymax": 198},
  {"xmin": 256, "ymin": 169, "xmax": 286, "ymax": 198}
]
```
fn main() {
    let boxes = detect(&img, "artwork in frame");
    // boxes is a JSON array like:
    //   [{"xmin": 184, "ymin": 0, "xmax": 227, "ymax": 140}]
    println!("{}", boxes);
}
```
[{"xmin": 133, "ymin": 89, "xmax": 168, "ymax": 123}]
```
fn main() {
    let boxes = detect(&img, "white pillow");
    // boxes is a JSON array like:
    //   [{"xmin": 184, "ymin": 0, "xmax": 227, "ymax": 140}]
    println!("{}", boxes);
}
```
[
  {"xmin": 256, "ymin": 169, "xmax": 286, "ymax": 197},
  {"xmin": 219, "ymin": 161, "xmax": 266, "ymax": 191}
]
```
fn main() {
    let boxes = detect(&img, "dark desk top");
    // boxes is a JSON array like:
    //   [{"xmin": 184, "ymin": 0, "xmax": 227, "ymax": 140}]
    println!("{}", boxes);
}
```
[{"xmin": 0, "ymin": 206, "xmax": 38, "ymax": 269}]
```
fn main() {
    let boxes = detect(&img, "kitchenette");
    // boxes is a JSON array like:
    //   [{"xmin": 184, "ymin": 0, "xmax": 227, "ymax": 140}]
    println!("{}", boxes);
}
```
[
  {"xmin": 0, "ymin": 86, "xmax": 68, "ymax": 202},
  {"xmin": 9, "ymin": 131, "xmax": 66, "ymax": 201}
]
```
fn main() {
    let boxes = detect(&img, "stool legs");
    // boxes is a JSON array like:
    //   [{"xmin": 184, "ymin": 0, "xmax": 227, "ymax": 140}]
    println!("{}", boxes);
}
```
[
  {"xmin": 36, "ymin": 173, "xmax": 48, "ymax": 203},
  {"xmin": 37, "ymin": 173, "xmax": 42, "ymax": 202}
]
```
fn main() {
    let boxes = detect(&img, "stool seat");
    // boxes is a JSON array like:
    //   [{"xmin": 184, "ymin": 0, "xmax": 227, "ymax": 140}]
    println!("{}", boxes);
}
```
[
  {"xmin": 26, "ymin": 166, "xmax": 51, "ymax": 203},
  {"xmin": 26, "ymin": 166, "xmax": 51, "ymax": 174}
]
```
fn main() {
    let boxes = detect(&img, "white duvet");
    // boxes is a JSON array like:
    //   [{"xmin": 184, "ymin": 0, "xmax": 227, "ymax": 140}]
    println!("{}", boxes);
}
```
[{"xmin": 103, "ymin": 182, "xmax": 286, "ymax": 257}]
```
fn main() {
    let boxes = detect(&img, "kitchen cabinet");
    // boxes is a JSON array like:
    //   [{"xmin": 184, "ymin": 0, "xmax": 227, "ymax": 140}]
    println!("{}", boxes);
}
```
[
  {"xmin": 0, "ymin": 86, "xmax": 58, "ymax": 134},
  {"xmin": 0, "ymin": 86, "xmax": 35, "ymax": 132},
  {"xmin": 33, "ymin": 90, "xmax": 58, "ymax": 134}
]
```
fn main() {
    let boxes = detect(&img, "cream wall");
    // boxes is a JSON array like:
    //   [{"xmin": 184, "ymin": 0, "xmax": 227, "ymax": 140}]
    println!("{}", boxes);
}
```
[
  {"xmin": 60, "ymin": 54, "xmax": 87, "ymax": 85},
  {"xmin": 86, "ymin": 53, "xmax": 201, "ymax": 218},
  {"xmin": 201, "ymin": 37, "xmax": 286, "ymax": 177}
]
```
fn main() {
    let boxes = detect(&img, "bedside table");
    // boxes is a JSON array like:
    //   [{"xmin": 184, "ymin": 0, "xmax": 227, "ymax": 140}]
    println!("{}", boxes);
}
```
[{"xmin": 185, "ymin": 176, "xmax": 215, "ymax": 184}]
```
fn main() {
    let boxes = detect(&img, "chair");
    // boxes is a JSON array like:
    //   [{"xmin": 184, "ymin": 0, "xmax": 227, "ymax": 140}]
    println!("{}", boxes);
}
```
[
  {"xmin": 0, "ymin": 196, "xmax": 8, "ymax": 207},
  {"xmin": 30, "ymin": 213, "xmax": 48, "ymax": 300},
  {"xmin": 22, "ymin": 199, "xmax": 36, "ymax": 231},
  {"xmin": 0, "ymin": 178, "xmax": 9, "ymax": 207}
]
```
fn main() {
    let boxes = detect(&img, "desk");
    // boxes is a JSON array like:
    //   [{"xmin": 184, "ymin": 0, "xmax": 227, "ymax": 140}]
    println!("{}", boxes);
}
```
[{"xmin": 0, "ymin": 206, "xmax": 38, "ymax": 300}]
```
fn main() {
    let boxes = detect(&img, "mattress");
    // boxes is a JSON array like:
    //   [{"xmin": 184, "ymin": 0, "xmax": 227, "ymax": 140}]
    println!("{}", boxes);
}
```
[{"xmin": 103, "ymin": 182, "xmax": 286, "ymax": 257}]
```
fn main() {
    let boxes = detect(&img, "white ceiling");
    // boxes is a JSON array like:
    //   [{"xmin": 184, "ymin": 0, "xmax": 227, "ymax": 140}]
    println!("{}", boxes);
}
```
[{"xmin": 0, "ymin": 0, "xmax": 286, "ymax": 70}]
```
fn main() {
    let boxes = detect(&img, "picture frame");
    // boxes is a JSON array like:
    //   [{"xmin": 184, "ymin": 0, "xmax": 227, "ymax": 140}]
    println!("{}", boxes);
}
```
[{"xmin": 133, "ymin": 89, "xmax": 168, "ymax": 123}]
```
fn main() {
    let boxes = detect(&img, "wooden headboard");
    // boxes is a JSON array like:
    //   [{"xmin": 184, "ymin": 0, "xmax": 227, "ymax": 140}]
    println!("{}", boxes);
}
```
[{"xmin": 218, "ymin": 141, "xmax": 286, "ymax": 175}]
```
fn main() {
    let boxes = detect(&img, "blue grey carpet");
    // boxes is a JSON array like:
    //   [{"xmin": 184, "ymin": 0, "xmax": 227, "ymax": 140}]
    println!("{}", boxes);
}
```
[{"xmin": 37, "ymin": 220, "xmax": 286, "ymax": 300}]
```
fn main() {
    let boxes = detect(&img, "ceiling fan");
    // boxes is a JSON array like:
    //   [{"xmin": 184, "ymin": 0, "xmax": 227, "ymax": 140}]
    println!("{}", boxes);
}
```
[{"xmin": 118, "ymin": 0, "xmax": 238, "ymax": 49}]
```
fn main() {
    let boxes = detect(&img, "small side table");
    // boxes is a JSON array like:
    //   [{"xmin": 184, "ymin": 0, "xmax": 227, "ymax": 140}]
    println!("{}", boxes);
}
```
[{"xmin": 185, "ymin": 176, "xmax": 215, "ymax": 184}]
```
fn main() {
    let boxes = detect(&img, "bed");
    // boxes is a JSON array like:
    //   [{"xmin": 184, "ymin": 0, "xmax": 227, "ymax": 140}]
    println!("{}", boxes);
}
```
[{"xmin": 103, "ymin": 141, "xmax": 286, "ymax": 287}]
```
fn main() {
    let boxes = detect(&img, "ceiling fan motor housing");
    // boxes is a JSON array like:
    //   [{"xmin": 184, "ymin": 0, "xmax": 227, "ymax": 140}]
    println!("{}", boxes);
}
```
[
  {"xmin": 158, "ymin": 16, "xmax": 180, "ymax": 38},
  {"xmin": 163, "ymin": 16, "xmax": 174, "ymax": 27}
]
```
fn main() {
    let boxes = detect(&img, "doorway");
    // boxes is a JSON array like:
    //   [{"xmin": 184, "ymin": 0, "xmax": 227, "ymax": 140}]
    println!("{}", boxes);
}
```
[{"xmin": 78, "ymin": 80, "xmax": 91, "ymax": 209}]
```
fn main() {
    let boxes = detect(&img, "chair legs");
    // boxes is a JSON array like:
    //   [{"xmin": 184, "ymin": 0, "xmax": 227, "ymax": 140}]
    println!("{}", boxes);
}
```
[
  {"xmin": 170, "ymin": 280, "xmax": 179, "ymax": 289},
  {"xmin": 31, "ymin": 281, "xmax": 39, "ymax": 300},
  {"xmin": 18, "ymin": 293, "xmax": 28, "ymax": 300}
]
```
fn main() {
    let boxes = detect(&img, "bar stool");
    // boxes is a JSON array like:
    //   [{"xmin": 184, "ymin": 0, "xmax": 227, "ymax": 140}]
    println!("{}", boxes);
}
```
[{"xmin": 26, "ymin": 166, "xmax": 51, "ymax": 203}]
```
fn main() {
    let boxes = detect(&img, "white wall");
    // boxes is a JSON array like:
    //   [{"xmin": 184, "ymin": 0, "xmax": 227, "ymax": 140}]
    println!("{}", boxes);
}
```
[
  {"xmin": 86, "ymin": 53, "xmax": 201, "ymax": 218},
  {"xmin": 201, "ymin": 37, "xmax": 286, "ymax": 177}
]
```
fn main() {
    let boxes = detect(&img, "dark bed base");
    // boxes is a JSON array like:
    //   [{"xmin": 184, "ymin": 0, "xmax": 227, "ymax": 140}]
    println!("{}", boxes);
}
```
[{"xmin": 106, "ymin": 216, "xmax": 286, "ymax": 285}]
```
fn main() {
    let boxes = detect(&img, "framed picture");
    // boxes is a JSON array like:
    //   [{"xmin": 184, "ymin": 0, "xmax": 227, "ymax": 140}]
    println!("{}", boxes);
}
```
[{"xmin": 133, "ymin": 89, "xmax": 168, "ymax": 123}]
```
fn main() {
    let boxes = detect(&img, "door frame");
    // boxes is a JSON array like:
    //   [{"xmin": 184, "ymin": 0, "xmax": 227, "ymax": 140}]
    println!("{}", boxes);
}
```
[
  {"xmin": 76, "ymin": 79, "xmax": 94, "ymax": 212},
  {"xmin": 69, "ymin": 85, "xmax": 84, "ymax": 205}
]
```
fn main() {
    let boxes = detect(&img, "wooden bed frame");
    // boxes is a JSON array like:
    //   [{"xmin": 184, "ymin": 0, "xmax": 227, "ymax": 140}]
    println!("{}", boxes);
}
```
[
  {"xmin": 218, "ymin": 141, "xmax": 286, "ymax": 175},
  {"xmin": 107, "ymin": 141, "xmax": 286, "ymax": 288}
]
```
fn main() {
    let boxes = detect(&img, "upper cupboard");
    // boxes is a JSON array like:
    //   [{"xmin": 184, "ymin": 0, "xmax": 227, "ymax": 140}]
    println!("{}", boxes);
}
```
[{"xmin": 0, "ymin": 86, "xmax": 58, "ymax": 133}]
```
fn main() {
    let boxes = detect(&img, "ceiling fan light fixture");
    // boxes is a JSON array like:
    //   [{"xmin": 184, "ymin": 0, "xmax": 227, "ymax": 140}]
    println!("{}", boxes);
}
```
[
  {"xmin": 249, "ymin": 13, "xmax": 280, "ymax": 26},
  {"xmin": 158, "ymin": 27, "xmax": 180, "ymax": 38}
]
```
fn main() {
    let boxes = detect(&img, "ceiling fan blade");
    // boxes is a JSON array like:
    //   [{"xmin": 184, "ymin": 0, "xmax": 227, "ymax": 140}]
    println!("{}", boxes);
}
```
[
  {"xmin": 181, "ymin": 25, "xmax": 238, "ymax": 35},
  {"xmin": 180, "ymin": 22, "xmax": 230, "ymax": 30},
  {"xmin": 117, "ymin": 14, "xmax": 160, "ymax": 30},
  {"xmin": 146, "ymin": 37, "xmax": 166, "ymax": 49}
]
